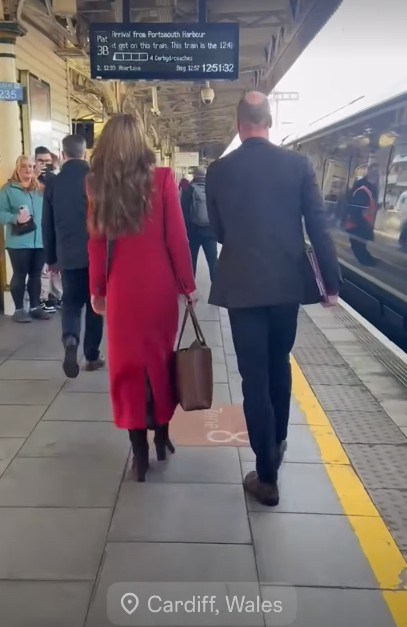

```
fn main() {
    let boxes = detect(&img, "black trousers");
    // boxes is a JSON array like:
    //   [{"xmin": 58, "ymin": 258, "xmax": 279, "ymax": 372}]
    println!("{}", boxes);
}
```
[
  {"xmin": 188, "ymin": 230, "xmax": 218, "ymax": 282},
  {"xmin": 7, "ymin": 248, "xmax": 45, "ymax": 310},
  {"xmin": 229, "ymin": 304, "xmax": 299, "ymax": 484},
  {"xmin": 61, "ymin": 268, "xmax": 103, "ymax": 362}
]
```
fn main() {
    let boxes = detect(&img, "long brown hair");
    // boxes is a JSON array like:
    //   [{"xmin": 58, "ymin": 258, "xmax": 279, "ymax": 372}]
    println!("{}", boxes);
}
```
[
  {"xmin": 8, "ymin": 156, "xmax": 40, "ymax": 192},
  {"xmin": 87, "ymin": 112, "xmax": 156, "ymax": 237}
]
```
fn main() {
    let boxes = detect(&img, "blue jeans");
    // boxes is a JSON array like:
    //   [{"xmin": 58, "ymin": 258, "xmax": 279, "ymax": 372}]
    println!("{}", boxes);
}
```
[
  {"xmin": 229, "ymin": 304, "xmax": 299, "ymax": 484},
  {"xmin": 188, "ymin": 230, "xmax": 218, "ymax": 282}
]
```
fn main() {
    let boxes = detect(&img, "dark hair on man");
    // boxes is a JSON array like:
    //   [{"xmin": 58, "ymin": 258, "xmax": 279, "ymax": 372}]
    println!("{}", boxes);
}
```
[
  {"xmin": 237, "ymin": 92, "xmax": 272, "ymax": 128},
  {"xmin": 35, "ymin": 146, "xmax": 51, "ymax": 156},
  {"xmin": 62, "ymin": 134, "xmax": 86, "ymax": 159}
]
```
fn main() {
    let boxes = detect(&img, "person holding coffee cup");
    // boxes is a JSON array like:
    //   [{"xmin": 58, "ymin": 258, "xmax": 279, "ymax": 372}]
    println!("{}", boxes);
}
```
[{"xmin": 0, "ymin": 155, "xmax": 50, "ymax": 322}]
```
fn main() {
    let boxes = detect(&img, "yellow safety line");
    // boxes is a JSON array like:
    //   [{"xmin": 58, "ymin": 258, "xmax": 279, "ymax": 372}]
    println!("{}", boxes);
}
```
[{"xmin": 291, "ymin": 357, "xmax": 407, "ymax": 626}]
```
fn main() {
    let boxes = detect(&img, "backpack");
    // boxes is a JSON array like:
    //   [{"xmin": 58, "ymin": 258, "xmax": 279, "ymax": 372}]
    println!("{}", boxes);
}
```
[{"xmin": 190, "ymin": 183, "xmax": 210, "ymax": 227}]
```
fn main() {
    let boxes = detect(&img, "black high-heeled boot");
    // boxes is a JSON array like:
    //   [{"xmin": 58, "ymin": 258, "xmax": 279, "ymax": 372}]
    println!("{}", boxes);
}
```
[
  {"xmin": 129, "ymin": 429, "xmax": 149, "ymax": 481},
  {"xmin": 154, "ymin": 424, "xmax": 175, "ymax": 461}
]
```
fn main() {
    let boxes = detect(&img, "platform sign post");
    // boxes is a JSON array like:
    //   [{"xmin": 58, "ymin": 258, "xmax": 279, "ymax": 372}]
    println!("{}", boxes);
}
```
[{"xmin": 89, "ymin": 23, "xmax": 239, "ymax": 82}]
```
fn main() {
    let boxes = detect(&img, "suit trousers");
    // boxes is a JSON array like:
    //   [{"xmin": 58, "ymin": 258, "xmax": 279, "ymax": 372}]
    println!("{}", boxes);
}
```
[
  {"xmin": 229, "ymin": 304, "xmax": 299, "ymax": 484},
  {"xmin": 61, "ymin": 268, "xmax": 103, "ymax": 362}
]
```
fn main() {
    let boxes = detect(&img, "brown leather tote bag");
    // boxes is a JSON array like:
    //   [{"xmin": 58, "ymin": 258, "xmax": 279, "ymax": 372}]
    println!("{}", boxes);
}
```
[{"xmin": 175, "ymin": 304, "xmax": 213, "ymax": 411}]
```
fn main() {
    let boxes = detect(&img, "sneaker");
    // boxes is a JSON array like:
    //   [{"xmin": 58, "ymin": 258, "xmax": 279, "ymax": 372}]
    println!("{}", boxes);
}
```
[
  {"xmin": 84, "ymin": 356, "xmax": 105, "ymax": 372},
  {"xmin": 12, "ymin": 309, "xmax": 32, "ymax": 323},
  {"xmin": 56, "ymin": 299, "xmax": 62, "ymax": 310},
  {"xmin": 243, "ymin": 471, "xmax": 279, "ymax": 506},
  {"xmin": 40, "ymin": 300, "xmax": 56, "ymax": 313},
  {"xmin": 63, "ymin": 336, "xmax": 79, "ymax": 378},
  {"xmin": 30, "ymin": 307, "xmax": 50, "ymax": 320}
]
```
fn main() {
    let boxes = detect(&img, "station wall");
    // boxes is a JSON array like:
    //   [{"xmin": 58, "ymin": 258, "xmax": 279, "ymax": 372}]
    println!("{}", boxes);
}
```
[{"xmin": 15, "ymin": 26, "xmax": 70, "ymax": 155}]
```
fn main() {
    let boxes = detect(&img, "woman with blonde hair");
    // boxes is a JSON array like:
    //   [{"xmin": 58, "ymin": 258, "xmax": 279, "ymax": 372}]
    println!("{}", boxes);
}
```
[
  {"xmin": 87, "ymin": 112, "xmax": 196, "ymax": 481},
  {"xmin": 0, "ymin": 156, "xmax": 50, "ymax": 322}
]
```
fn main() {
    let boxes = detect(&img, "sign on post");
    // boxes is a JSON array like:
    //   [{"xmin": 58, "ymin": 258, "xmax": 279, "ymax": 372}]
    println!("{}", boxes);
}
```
[
  {"xmin": 89, "ymin": 23, "xmax": 239, "ymax": 81},
  {"xmin": 0, "ymin": 82, "xmax": 24, "ymax": 102}
]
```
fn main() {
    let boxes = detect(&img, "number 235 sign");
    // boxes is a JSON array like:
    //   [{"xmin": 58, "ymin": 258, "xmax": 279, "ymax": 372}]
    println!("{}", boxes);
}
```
[{"xmin": 0, "ymin": 82, "xmax": 24, "ymax": 102}]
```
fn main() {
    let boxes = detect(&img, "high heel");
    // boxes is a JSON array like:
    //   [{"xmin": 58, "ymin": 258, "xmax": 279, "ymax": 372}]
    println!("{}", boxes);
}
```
[
  {"xmin": 129, "ymin": 430, "xmax": 149, "ymax": 482},
  {"xmin": 154, "ymin": 424, "xmax": 175, "ymax": 461}
]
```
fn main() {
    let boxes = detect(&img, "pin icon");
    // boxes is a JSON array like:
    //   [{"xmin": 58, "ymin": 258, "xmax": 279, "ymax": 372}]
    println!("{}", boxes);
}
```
[{"xmin": 121, "ymin": 593, "xmax": 139, "ymax": 615}]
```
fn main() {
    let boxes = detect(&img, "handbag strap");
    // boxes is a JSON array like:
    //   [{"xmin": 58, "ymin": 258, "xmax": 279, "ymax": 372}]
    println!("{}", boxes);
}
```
[{"xmin": 177, "ymin": 303, "xmax": 207, "ymax": 350}]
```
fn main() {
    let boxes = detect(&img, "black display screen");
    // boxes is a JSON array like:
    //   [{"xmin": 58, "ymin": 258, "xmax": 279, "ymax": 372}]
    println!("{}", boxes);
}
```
[{"xmin": 89, "ymin": 22, "xmax": 239, "ymax": 81}]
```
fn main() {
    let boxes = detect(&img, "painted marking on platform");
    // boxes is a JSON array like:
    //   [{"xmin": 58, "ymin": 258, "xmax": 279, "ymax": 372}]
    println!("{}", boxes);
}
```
[
  {"xmin": 292, "ymin": 357, "xmax": 407, "ymax": 625},
  {"xmin": 170, "ymin": 405, "xmax": 249, "ymax": 446}
]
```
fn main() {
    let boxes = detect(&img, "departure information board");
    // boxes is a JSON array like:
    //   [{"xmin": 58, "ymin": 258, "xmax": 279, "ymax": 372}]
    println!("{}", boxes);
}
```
[{"xmin": 89, "ymin": 23, "xmax": 239, "ymax": 81}]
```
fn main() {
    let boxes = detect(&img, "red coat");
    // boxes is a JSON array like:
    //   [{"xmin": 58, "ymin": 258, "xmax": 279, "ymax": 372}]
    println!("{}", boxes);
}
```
[{"xmin": 88, "ymin": 167, "xmax": 196, "ymax": 430}]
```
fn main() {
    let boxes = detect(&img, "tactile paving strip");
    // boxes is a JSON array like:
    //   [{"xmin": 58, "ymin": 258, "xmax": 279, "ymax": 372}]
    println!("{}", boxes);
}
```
[
  {"xmin": 293, "ymin": 334, "xmax": 333, "ymax": 349},
  {"xmin": 333, "ymin": 308, "xmax": 407, "ymax": 387},
  {"xmin": 344, "ymin": 444, "xmax": 407, "ymax": 490},
  {"xmin": 369, "ymin": 489, "xmax": 407, "ymax": 553},
  {"xmin": 300, "ymin": 365, "xmax": 361, "ymax": 386},
  {"xmin": 293, "ymin": 347, "xmax": 346, "ymax": 366},
  {"xmin": 311, "ymin": 384, "xmax": 382, "ymax": 412},
  {"xmin": 296, "ymin": 312, "xmax": 407, "ymax": 558},
  {"xmin": 326, "ymin": 411, "xmax": 407, "ymax": 445}
]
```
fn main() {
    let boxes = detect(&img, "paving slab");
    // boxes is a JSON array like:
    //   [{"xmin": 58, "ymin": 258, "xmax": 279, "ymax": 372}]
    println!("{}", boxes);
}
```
[
  {"xmin": 369, "ymin": 488, "xmax": 407, "ymax": 553},
  {"xmin": 213, "ymin": 383, "xmax": 232, "ymax": 404},
  {"xmin": 344, "ymin": 444, "xmax": 407, "ymax": 490},
  {"xmin": 0, "ymin": 378, "xmax": 63, "ymax": 404},
  {"xmin": 239, "ymin": 425, "xmax": 321, "ymax": 464},
  {"xmin": 262, "ymin": 587, "xmax": 396, "ymax": 627},
  {"xmin": 18, "ymin": 420, "xmax": 129, "ymax": 461},
  {"xmin": 0, "ymin": 456, "xmax": 125, "ymax": 507},
  {"xmin": 241, "ymin": 462, "xmax": 343, "ymax": 515},
  {"xmin": 213, "ymin": 362, "xmax": 228, "ymax": 383},
  {"xmin": 0, "ymin": 405, "xmax": 46, "ymax": 437},
  {"xmin": 0, "ymin": 507, "xmax": 111, "ymax": 579},
  {"xmin": 109, "ymin": 482, "xmax": 251, "ymax": 544},
  {"xmin": 326, "ymin": 410, "xmax": 407, "ymax": 444},
  {"xmin": 0, "ymin": 437, "xmax": 25, "ymax": 462},
  {"xmin": 145, "ymin": 446, "xmax": 242, "ymax": 484},
  {"xmin": 86, "ymin": 543, "xmax": 259, "ymax": 627},
  {"xmin": 311, "ymin": 384, "xmax": 381, "ymax": 412},
  {"xmin": 250, "ymin": 513, "xmax": 378, "ymax": 588},
  {"xmin": 63, "ymin": 369, "xmax": 110, "ymax": 393},
  {"xmin": 43, "ymin": 392, "xmax": 112, "ymax": 421},
  {"xmin": 0, "ymin": 581, "xmax": 92, "ymax": 627},
  {"xmin": 0, "ymin": 359, "xmax": 65, "ymax": 380},
  {"xmin": 380, "ymin": 399, "xmax": 407, "ymax": 427},
  {"xmin": 360, "ymin": 374, "xmax": 407, "ymax": 401}
]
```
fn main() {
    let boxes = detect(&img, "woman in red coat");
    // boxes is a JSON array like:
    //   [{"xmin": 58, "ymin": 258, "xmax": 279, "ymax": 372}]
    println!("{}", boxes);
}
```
[{"xmin": 87, "ymin": 113, "xmax": 196, "ymax": 481}]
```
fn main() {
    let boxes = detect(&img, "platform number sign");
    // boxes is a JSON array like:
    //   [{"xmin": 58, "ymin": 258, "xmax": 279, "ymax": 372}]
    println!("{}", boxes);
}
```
[{"xmin": 0, "ymin": 82, "xmax": 24, "ymax": 102}]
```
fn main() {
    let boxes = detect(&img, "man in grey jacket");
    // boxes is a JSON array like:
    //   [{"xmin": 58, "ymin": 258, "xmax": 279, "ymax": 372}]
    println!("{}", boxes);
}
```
[{"xmin": 206, "ymin": 92, "xmax": 340, "ymax": 506}]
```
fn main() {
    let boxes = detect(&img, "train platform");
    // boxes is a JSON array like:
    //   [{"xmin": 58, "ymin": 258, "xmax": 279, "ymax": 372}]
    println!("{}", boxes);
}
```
[{"xmin": 0, "ymin": 267, "xmax": 407, "ymax": 627}]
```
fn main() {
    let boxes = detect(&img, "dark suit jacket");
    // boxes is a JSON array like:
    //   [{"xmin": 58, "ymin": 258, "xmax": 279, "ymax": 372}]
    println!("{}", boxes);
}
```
[
  {"xmin": 42, "ymin": 159, "xmax": 90, "ymax": 270},
  {"xmin": 206, "ymin": 137, "xmax": 340, "ymax": 308}
]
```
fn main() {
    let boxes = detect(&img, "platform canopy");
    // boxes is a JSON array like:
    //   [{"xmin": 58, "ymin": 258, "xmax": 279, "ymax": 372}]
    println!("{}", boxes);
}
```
[{"xmin": 21, "ymin": 0, "xmax": 343, "ymax": 156}]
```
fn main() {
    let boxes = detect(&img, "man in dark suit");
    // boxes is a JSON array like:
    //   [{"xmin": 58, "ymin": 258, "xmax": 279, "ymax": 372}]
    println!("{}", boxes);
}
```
[
  {"xmin": 42, "ymin": 134, "xmax": 104, "ymax": 379},
  {"xmin": 206, "ymin": 92, "xmax": 340, "ymax": 506}
]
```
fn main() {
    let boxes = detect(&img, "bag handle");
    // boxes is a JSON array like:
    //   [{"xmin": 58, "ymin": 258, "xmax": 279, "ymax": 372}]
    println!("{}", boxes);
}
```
[{"xmin": 177, "ymin": 303, "xmax": 207, "ymax": 350}]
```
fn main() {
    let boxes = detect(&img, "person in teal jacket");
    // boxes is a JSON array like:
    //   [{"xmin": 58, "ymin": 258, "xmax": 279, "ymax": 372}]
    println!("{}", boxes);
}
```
[{"xmin": 0, "ymin": 156, "xmax": 50, "ymax": 322}]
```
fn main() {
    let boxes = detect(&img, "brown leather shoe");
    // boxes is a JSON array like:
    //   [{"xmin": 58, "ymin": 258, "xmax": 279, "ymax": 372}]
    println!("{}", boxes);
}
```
[
  {"xmin": 84, "ymin": 357, "xmax": 105, "ymax": 372},
  {"xmin": 243, "ymin": 471, "xmax": 279, "ymax": 506}
]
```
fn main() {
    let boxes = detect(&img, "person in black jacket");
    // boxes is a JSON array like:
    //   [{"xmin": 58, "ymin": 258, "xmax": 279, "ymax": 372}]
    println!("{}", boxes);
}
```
[
  {"xmin": 181, "ymin": 166, "xmax": 218, "ymax": 281},
  {"xmin": 42, "ymin": 134, "xmax": 104, "ymax": 378},
  {"xmin": 206, "ymin": 92, "xmax": 340, "ymax": 507}
]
